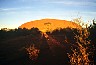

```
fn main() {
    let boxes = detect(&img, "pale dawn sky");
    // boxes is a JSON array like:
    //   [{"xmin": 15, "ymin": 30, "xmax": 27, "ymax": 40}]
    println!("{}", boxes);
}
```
[{"xmin": 0, "ymin": 0, "xmax": 96, "ymax": 29}]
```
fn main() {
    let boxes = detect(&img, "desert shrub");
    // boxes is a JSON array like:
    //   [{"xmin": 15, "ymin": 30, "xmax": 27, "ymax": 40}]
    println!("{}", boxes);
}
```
[
  {"xmin": 67, "ymin": 18, "xmax": 94, "ymax": 65},
  {"xmin": 25, "ymin": 44, "xmax": 40, "ymax": 60}
]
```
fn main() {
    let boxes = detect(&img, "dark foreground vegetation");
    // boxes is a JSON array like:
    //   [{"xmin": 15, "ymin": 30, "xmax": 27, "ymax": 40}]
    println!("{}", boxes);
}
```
[{"xmin": 0, "ymin": 22, "xmax": 96, "ymax": 65}]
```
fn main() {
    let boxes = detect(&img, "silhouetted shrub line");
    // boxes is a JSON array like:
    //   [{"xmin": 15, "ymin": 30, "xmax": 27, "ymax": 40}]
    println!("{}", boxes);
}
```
[{"xmin": 0, "ymin": 21, "xmax": 95, "ymax": 65}]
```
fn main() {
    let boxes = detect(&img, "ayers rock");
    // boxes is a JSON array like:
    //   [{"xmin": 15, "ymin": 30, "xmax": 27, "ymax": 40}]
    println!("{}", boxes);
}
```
[{"xmin": 19, "ymin": 19, "xmax": 81, "ymax": 32}]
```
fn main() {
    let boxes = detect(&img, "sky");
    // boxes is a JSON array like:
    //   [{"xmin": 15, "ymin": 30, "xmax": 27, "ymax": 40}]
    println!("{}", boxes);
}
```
[{"xmin": 0, "ymin": 0, "xmax": 96, "ymax": 29}]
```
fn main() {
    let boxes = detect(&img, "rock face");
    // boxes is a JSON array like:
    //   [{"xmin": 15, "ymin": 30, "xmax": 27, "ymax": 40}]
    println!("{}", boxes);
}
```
[{"xmin": 19, "ymin": 19, "xmax": 81, "ymax": 32}]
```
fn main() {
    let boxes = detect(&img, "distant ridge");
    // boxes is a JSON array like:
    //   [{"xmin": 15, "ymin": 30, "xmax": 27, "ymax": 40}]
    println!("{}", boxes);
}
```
[{"xmin": 19, "ymin": 19, "xmax": 82, "ymax": 32}]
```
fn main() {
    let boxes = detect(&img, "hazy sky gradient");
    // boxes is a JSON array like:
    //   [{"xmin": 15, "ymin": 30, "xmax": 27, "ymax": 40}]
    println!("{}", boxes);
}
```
[{"xmin": 0, "ymin": 0, "xmax": 96, "ymax": 29}]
